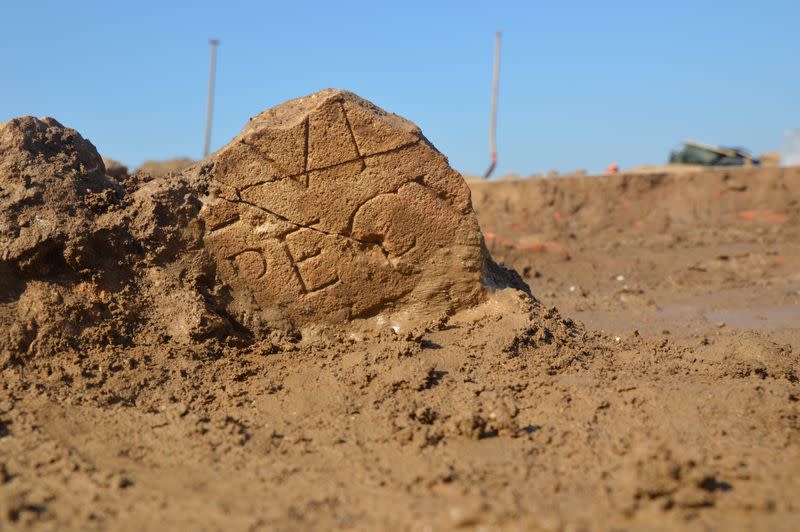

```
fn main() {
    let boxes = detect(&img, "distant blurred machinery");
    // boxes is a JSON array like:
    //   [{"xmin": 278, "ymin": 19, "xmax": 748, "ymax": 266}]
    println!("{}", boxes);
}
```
[{"xmin": 669, "ymin": 140, "xmax": 759, "ymax": 167}]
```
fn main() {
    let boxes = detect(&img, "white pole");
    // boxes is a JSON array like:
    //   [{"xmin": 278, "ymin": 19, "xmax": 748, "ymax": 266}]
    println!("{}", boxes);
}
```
[
  {"xmin": 204, "ymin": 39, "xmax": 220, "ymax": 158},
  {"xmin": 484, "ymin": 32, "xmax": 501, "ymax": 178}
]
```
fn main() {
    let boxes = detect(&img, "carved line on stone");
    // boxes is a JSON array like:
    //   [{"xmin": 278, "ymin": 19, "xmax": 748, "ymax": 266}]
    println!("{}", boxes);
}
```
[
  {"xmin": 221, "ymin": 196, "xmax": 398, "ymax": 265},
  {"xmin": 408, "ymin": 174, "xmax": 465, "ymax": 215},
  {"xmin": 212, "ymin": 148, "xmax": 459, "ymax": 286},
  {"xmin": 302, "ymin": 117, "xmax": 310, "ymax": 174},
  {"xmin": 226, "ymin": 248, "xmax": 268, "ymax": 280},
  {"xmin": 216, "ymin": 172, "xmax": 460, "ymax": 277},
  {"xmin": 225, "ymin": 196, "xmax": 397, "ymax": 278},
  {"xmin": 341, "ymin": 102, "xmax": 366, "ymax": 172},
  {"xmin": 281, "ymin": 242, "xmax": 307, "ymax": 294},
  {"xmin": 239, "ymin": 177, "xmax": 281, "ymax": 192},
  {"xmin": 236, "ymin": 141, "xmax": 421, "ymax": 195},
  {"xmin": 306, "ymin": 275, "xmax": 341, "ymax": 295},
  {"xmin": 345, "ymin": 179, "xmax": 423, "ymax": 236},
  {"xmin": 239, "ymin": 138, "xmax": 292, "ymax": 179},
  {"xmin": 294, "ymin": 248, "xmax": 322, "ymax": 264},
  {"xmin": 282, "ymin": 240, "xmax": 339, "ymax": 296},
  {"xmin": 279, "ymin": 224, "xmax": 304, "ymax": 241},
  {"xmin": 408, "ymin": 175, "xmax": 467, "ymax": 218},
  {"xmin": 206, "ymin": 214, "xmax": 241, "ymax": 234}
]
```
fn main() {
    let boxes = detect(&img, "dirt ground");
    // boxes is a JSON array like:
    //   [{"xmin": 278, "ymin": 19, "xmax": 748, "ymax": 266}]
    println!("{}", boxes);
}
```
[{"xmin": 2, "ymin": 157, "xmax": 799, "ymax": 531}]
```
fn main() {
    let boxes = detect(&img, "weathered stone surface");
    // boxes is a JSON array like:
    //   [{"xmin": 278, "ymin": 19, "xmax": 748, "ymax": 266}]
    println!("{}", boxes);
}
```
[{"xmin": 198, "ymin": 89, "xmax": 486, "ymax": 326}]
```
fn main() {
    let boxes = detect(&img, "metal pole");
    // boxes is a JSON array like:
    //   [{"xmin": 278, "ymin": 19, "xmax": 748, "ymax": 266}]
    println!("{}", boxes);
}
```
[
  {"xmin": 484, "ymin": 32, "xmax": 501, "ymax": 179},
  {"xmin": 204, "ymin": 39, "xmax": 220, "ymax": 157}
]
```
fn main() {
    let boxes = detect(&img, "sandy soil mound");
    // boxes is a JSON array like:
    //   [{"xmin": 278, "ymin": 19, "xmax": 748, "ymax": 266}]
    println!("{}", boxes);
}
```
[
  {"xmin": 471, "ymin": 166, "xmax": 800, "ymax": 264},
  {"xmin": 101, "ymin": 157, "xmax": 129, "ymax": 181},
  {"xmin": 0, "ymin": 91, "xmax": 524, "ymax": 360},
  {"xmin": 4, "ymin": 97, "xmax": 797, "ymax": 531},
  {"xmin": 199, "ymin": 89, "xmax": 490, "ymax": 326},
  {"xmin": 135, "ymin": 157, "xmax": 195, "ymax": 178},
  {"xmin": 0, "ymin": 117, "xmax": 227, "ymax": 357}
]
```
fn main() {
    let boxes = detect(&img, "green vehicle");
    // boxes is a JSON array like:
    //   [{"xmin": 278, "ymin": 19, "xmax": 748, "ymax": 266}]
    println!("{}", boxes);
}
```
[{"xmin": 669, "ymin": 140, "xmax": 759, "ymax": 166}]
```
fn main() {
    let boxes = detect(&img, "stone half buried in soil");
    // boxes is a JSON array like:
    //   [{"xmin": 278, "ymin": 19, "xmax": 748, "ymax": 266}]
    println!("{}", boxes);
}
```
[{"xmin": 193, "ymin": 89, "xmax": 511, "ymax": 327}]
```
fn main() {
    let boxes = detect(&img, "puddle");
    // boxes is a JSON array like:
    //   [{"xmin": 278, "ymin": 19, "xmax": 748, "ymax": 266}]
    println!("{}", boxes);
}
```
[{"xmin": 704, "ymin": 305, "xmax": 800, "ymax": 329}]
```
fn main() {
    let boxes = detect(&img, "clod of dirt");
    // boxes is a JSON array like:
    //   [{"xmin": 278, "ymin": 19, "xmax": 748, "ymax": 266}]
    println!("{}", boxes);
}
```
[
  {"xmin": 194, "ymin": 89, "xmax": 489, "ymax": 326},
  {"xmin": 0, "ymin": 115, "xmax": 225, "ymax": 355},
  {"xmin": 101, "ymin": 157, "xmax": 129, "ymax": 181},
  {"xmin": 135, "ymin": 158, "xmax": 195, "ymax": 178},
  {"xmin": 0, "ymin": 117, "xmax": 123, "ymax": 275}
]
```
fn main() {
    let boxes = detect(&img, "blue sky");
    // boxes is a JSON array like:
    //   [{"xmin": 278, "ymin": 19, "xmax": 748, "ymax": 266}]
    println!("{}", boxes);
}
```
[{"xmin": 2, "ymin": 0, "xmax": 798, "ymax": 176}]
